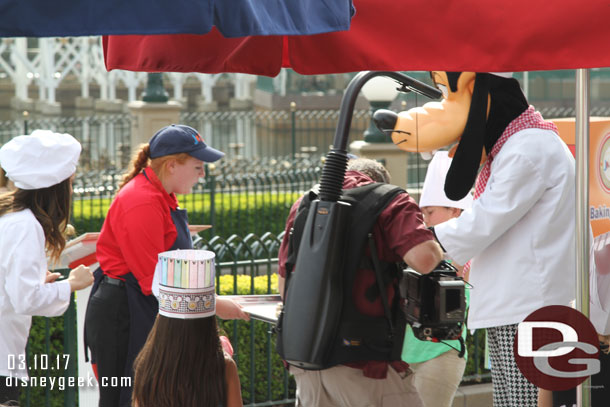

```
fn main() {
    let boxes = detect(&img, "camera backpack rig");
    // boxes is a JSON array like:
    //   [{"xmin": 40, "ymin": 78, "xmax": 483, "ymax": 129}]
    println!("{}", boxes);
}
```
[{"xmin": 276, "ymin": 71, "xmax": 466, "ymax": 370}]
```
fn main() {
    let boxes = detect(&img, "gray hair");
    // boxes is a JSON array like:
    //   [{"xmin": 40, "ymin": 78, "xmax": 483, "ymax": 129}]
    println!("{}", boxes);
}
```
[{"xmin": 347, "ymin": 158, "xmax": 391, "ymax": 184}]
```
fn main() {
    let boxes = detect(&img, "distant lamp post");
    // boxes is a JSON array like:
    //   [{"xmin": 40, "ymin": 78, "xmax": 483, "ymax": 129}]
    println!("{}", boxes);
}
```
[
  {"xmin": 361, "ymin": 76, "xmax": 399, "ymax": 142},
  {"xmin": 141, "ymin": 73, "xmax": 169, "ymax": 103}
]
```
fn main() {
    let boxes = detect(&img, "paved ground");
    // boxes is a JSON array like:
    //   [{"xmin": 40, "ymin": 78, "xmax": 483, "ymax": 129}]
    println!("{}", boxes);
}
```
[{"xmin": 451, "ymin": 383, "xmax": 493, "ymax": 407}]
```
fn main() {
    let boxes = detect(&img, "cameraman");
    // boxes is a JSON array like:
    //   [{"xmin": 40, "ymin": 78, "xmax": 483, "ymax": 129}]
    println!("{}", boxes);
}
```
[{"xmin": 277, "ymin": 158, "xmax": 442, "ymax": 407}]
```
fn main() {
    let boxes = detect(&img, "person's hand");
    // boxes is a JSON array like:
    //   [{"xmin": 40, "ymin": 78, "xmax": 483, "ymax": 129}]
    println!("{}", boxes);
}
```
[
  {"xmin": 45, "ymin": 271, "xmax": 61, "ymax": 283},
  {"xmin": 67, "ymin": 265, "xmax": 94, "ymax": 292},
  {"xmin": 216, "ymin": 296, "xmax": 250, "ymax": 321}
]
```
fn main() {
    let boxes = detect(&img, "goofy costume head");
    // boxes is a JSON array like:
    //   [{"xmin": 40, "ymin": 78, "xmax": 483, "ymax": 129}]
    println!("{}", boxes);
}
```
[{"xmin": 373, "ymin": 72, "xmax": 529, "ymax": 200}]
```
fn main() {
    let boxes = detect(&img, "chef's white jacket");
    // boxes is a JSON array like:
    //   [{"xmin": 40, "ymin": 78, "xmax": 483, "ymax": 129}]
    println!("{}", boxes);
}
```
[
  {"xmin": 435, "ymin": 129, "xmax": 576, "ymax": 329},
  {"xmin": 0, "ymin": 209, "xmax": 71, "ymax": 378},
  {"xmin": 590, "ymin": 232, "xmax": 610, "ymax": 334}
]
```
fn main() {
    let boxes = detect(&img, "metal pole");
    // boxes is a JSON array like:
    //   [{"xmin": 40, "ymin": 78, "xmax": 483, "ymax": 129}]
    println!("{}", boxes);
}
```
[
  {"xmin": 575, "ymin": 68, "xmax": 591, "ymax": 407},
  {"xmin": 23, "ymin": 110, "xmax": 29, "ymax": 134},
  {"xmin": 290, "ymin": 101, "xmax": 296, "ymax": 160}
]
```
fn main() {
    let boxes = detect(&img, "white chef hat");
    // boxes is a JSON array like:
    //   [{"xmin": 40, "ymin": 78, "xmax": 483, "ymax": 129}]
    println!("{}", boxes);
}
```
[
  {"xmin": 0, "ymin": 130, "xmax": 81, "ymax": 190},
  {"xmin": 419, "ymin": 151, "xmax": 473, "ymax": 210}
]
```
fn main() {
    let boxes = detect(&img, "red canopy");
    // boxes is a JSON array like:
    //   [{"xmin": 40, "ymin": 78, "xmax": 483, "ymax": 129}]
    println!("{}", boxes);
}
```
[{"xmin": 104, "ymin": 0, "xmax": 610, "ymax": 76}]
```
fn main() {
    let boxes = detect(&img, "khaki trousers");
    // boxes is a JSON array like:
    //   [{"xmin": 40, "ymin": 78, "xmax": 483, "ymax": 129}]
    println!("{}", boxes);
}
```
[
  {"xmin": 291, "ymin": 364, "xmax": 424, "ymax": 407},
  {"xmin": 408, "ymin": 349, "xmax": 466, "ymax": 407}
]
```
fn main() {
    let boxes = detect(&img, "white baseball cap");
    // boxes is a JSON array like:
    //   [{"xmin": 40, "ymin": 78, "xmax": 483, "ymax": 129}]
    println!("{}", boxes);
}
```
[
  {"xmin": 419, "ymin": 151, "xmax": 473, "ymax": 210},
  {"xmin": 0, "ymin": 130, "xmax": 81, "ymax": 190}
]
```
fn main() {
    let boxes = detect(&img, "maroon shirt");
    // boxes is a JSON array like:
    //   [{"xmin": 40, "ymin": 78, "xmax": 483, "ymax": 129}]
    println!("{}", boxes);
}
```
[{"xmin": 278, "ymin": 171, "xmax": 434, "ymax": 378}]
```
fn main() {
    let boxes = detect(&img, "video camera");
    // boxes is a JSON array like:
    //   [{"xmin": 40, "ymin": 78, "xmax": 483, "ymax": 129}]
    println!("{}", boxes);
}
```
[{"xmin": 400, "ymin": 260, "xmax": 466, "ymax": 342}]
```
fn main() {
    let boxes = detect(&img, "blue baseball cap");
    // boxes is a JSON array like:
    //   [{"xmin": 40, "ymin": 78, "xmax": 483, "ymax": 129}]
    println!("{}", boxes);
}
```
[{"xmin": 149, "ymin": 124, "xmax": 224, "ymax": 162}]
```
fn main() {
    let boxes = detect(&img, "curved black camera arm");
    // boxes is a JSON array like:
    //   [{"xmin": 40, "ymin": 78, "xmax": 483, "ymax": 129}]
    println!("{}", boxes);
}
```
[
  {"xmin": 333, "ymin": 71, "xmax": 441, "ymax": 150},
  {"xmin": 318, "ymin": 71, "xmax": 442, "ymax": 202}
]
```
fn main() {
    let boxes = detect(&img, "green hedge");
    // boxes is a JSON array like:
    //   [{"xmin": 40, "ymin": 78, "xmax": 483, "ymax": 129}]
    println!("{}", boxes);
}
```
[
  {"xmin": 464, "ymin": 329, "xmax": 490, "ymax": 381},
  {"xmin": 216, "ymin": 273, "xmax": 296, "ymax": 404},
  {"xmin": 21, "ymin": 316, "xmax": 69, "ymax": 407},
  {"xmin": 71, "ymin": 191, "xmax": 301, "ymax": 239}
]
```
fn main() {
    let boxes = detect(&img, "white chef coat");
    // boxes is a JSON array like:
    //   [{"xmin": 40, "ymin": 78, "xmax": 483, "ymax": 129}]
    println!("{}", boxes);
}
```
[
  {"xmin": 590, "ymin": 232, "xmax": 610, "ymax": 334},
  {"xmin": 0, "ymin": 209, "xmax": 71, "ymax": 378},
  {"xmin": 435, "ymin": 128, "xmax": 576, "ymax": 329}
]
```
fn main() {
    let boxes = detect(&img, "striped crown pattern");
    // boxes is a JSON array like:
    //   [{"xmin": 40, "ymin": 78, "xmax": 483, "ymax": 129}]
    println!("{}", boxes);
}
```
[{"xmin": 156, "ymin": 249, "xmax": 216, "ymax": 319}]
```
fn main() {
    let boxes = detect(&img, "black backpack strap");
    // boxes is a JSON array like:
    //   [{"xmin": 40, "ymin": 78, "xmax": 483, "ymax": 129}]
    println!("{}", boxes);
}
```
[
  {"xmin": 342, "ymin": 183, "xmax": 405, "ymax": 230},
  {"xmin": 362, "ymin": 258, "xmax": 400, "ymax": 302},
  {"xmin": 368, "ymin": 233, "xmax": 394, "ymax": 335},
  {"xmin": 343, "ymin": 183, "xmax": 405, "ymax": 335}
]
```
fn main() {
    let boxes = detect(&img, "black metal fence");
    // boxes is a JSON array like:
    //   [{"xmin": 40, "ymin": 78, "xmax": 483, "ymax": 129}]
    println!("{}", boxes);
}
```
[
  {"xmin": 0, "ymin": 104, "xmax": 600, "ymax": 175},
  {"xmin": 0, "ymin": 114, "xmax": 132, "ymax": 171},
  {"xmin": 0, "ymin": 108, "xmax": 369, "ymax": 172},
  {"xmin": 181, "ymin": 109, "xmax": 370, "ymax": 160},
  {"xmin": 70, "ymin": 155, "xmax": 323, "ymax": 240}
]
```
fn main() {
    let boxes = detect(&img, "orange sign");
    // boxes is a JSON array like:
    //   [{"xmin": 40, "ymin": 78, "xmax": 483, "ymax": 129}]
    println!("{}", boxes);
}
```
[{"xmin": 552, "ymin": 117, "xmax": 610, "ymax": 273}]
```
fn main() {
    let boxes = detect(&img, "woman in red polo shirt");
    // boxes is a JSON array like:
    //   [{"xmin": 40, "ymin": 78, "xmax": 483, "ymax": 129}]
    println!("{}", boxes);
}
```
[{"xmin": 84, "ymin": 124, "xmax": 248, "ymax": 407}]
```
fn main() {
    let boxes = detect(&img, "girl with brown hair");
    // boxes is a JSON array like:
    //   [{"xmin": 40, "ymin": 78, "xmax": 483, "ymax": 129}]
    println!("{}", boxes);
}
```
[
  {"xmin": 133, "ymin": 248, "xmax": 242, "ymax": 407},
  {"xmin": 84, "ymin": 125, "xmax": 248, "ymax": 407},
  {"xmin": 133, "ymin": 316, "xmax": 242, "ymax": 407},
  {"xmin": 0, "ymin": 131, "xmax": 94, "ymax": 405}
]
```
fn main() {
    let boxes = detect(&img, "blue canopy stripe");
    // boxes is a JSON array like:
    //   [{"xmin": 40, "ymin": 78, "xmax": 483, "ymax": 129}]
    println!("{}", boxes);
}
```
[{"xmin": 0, "ymin": 0, "xmax": 354, "ymax": 38}]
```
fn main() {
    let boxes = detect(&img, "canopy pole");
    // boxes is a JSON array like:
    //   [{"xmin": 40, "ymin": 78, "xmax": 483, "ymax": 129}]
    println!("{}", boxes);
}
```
[{"xmin": 575, "ymin": 68, "xmax": 591, "ymax": 407}]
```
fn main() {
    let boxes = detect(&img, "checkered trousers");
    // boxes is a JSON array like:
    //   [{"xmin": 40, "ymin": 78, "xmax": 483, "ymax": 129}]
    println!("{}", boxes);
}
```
[{"xmin": 487, "ymin": 324, "xmax": 538, "ymax": 407}]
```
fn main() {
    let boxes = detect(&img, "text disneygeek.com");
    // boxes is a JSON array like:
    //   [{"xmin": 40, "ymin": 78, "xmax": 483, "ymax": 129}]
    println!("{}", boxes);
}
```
[
  {"xmin": 5, "ymin": 374, "xmax": 132, "ymax": 391},
  {"xmin": 7, "ymin": 354, "xmax": 130, "ymax": 390}
]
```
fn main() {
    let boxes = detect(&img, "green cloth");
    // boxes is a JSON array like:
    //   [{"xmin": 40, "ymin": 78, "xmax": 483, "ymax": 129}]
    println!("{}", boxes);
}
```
[{"xmin": 402, "ymin": 288, "xmax": 470, "ymax": 364}]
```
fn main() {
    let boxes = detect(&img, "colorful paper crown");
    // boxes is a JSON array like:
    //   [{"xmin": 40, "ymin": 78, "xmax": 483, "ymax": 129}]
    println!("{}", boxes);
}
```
[{"xmin": 154, "ymin": 249, "xmax": 216, "ymax": 319}]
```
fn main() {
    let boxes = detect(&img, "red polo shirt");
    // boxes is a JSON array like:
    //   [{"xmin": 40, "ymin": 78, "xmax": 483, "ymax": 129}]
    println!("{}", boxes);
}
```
[
  {"xmin": 96, "ymin": 168, "xmax": 179, "ymax": 295},
  {"xmin": 278, "ymin": 171, "xmax": 434, "ymax": 378}
]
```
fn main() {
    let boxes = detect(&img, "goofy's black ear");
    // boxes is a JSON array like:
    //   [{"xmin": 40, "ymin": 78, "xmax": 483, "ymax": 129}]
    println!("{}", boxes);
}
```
[{"xmin": 444, "ymin": 73, "xmax": 490, "ymax": 200}]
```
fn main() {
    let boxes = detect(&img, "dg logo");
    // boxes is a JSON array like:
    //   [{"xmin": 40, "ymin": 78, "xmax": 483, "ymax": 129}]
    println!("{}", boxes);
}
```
[{"xmin": 513, "ymin": 305, "xmax": 600, "ymax": 391}]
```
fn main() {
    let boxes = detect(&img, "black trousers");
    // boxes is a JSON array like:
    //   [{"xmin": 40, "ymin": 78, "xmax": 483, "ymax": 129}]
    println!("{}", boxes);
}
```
[
  {"xmin": 84, "ymin": 279, "xmax": 131, "ymax": 407},
  {"xmin": 552, "ymin": 351, "xmax": 610, "ymax": 407},
  {"xmin": 0, "ymin": 376, "xmax": 20, "ymax": 406}
]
